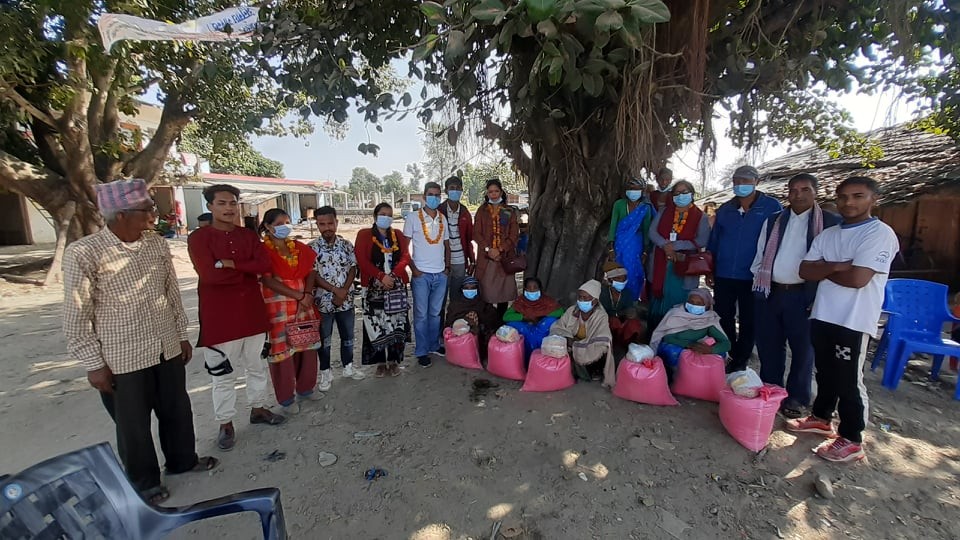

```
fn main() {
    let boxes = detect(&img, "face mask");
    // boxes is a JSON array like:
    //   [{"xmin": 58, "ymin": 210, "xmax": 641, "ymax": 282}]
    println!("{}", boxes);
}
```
[
  {"xmin": 611, "ymin": 280, "xmax": 627, "ymax": 291},
  {"xmin": 685, "ymin": 302, "xmax": 706, "ymax": 316},
  {"xmin": 375, "ymin": 215, "xmax": 393, "ymax": 229},
  {"xmin": 733, "ymin": 184, "xmax": 755, "ymax": 197},
  {"xmin": 523, "ymin": 290, "xmax": 541, "ymax": 302},
  {"xmin": 577, "ymin": 300, "xmax": 595, "ymax": 313},
  {"xmin": 447, "ymin": 190, "xmax": 462, "ymax": 202},
  {"xmin": 625, "ymin": 190, "xmax": 643, "ymax": 202},
  {"xmin": 673, "ymin": 193, "xmax": 693, "ymax": 207},
  {"xmin": 425, "ymin": 195, "xmax": 441, "ymax": 209},
  {"xmin": 462, "ymin": 289, "xmax": 478, "ymax": 299},
  {"xmin": 488, "ymin": 197, "xmax": 503, "ymax": 205},
  {"xmin": 272, "ymin": 224, "xmax": 292, "ymax": 239}
]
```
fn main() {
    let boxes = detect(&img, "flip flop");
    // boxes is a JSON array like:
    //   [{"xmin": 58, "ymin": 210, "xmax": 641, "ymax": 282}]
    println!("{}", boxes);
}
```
[
  {"xmin": 141, "ymin": 485, "xmax": 170, "ymax": 506},
  {"xmin": 167, "ymin": 456, "xmax": 220, "ymax": 475}
]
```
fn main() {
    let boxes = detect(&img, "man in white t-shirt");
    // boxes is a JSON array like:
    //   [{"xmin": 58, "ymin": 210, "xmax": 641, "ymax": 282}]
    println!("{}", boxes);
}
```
[
  {"xmin": 788, "ymin": 176, "xmax": 899, "ymax": 463},
  {"xmin": 403, "ymin": 182, "xmax": 451, "ymax": 368}
]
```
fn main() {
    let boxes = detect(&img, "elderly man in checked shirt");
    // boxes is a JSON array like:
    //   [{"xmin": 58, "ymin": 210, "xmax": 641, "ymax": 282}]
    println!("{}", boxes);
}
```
[{"xmin": 63, "ymin": 180, "xmax": 218, "ymax": 506}]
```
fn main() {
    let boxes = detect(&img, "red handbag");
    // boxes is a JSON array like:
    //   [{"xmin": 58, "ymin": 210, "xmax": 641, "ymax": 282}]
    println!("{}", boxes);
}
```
[
  {"xmin": 674, "ymin": 249, "xmax": 713, "ymax": 277},
  {"xmin": 500, "ymin": 250, "xmax": 527, "ymax": 274},
  {"xmin": 286, "ymin": 306, "xmax": 322, "ymax": 349}
]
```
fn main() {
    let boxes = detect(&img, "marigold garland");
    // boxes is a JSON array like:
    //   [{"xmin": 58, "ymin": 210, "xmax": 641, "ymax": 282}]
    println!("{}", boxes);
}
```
[
  {"xmin": 264, "ymin": 236, "xmax": 299, "ymax": 268},
  {"xmin": 672, "ymin": 209, "xmax": 689, "ymax": 234},
  {"xmin": 372, "ymin": 227, "xmax": 399, "ymax": 253},
  {"xmin": 418, "ymin": 209, "xmax": 444, "ymax": 245},
  {"xmin": 487, "ymin": 203, "xmax": 502, "ymax": 250}
]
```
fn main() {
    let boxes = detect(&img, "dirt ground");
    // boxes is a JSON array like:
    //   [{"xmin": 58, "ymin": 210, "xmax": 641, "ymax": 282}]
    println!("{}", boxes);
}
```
[{"xmin": 1, "ymin": 225, "xmax": 959, "ymax": 540}]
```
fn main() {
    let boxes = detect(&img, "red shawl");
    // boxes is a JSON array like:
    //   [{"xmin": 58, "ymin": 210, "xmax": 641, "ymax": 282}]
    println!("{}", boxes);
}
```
[
  {"xmin": 512, "ymin": 293, "xmax": 562, "ymax": 319},
  {"xmin": 652, "ymin": 200, "xmax": 703, "ymax": 297}
]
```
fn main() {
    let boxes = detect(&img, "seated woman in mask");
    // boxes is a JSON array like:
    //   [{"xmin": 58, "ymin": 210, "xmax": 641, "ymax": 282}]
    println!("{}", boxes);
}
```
[
  {"xmin": 550, "ymin": 280, "xmax": 615, "ymax": 386},
  {"xmin": 599, "ymin": 262, "xmax": 647, "ymax": 353},
  {"xmin": 649, "ymin": 288, "xmax": 730, "ymax": 370},
  {"xmin": 445, "ymin": 276, "xmax": 500, "ymax": 357},
  {"xmin": 504, "ymin": 277, "xmax": 564, "ymax": 360}
]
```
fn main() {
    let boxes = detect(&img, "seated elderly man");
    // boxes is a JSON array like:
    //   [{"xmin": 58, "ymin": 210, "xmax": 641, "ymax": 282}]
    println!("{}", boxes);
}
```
[
  {"xmin": 63, "ymin": 179, "xmax": 218, "ymax": 506},
  {"xmin": 649, "ymin": 288, "xmax": 730, "ymax": 375},
  {"xmin": 550, "ymin": 279, "xmax": 616, "ymax": 386}
]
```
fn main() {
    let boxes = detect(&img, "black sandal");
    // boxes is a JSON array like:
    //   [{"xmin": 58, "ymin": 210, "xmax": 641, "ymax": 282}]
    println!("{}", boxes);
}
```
[
  {"xmin": 167, "ymin": 456, "xmax": 220, "ymax": 475},
  {"xmin": 142, "ymin": 485, "xmax": 170, "ymax": 506}
]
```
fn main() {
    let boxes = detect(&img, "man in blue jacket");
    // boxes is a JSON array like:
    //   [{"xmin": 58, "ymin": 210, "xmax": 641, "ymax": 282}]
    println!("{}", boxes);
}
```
[
  {"xmin": 707, "ymin": 165, "xmax": 782, "ymax": 373},
  {"xmin": 750, "ymin": 174, "xmax": 841, "ymax": 418}
]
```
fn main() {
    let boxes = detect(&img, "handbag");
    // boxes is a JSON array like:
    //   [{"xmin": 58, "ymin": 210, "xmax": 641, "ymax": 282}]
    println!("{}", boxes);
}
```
[
  {"xmin": 286, "ymin": 305, "xmax": 322, "ymax": 349},
  {"xmin": 500, "ymin": 250, "xmax": 527, "ymax": 274},
  {"xmin": 383, "ymin": 283, "xmax": 409, "ymax": 314},
  {"xmin": 674, "ymin": 249, "xmax": 714, "ymax": 277}
]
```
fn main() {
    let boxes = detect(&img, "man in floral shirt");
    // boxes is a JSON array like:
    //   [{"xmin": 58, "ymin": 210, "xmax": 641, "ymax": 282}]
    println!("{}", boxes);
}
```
[{"xmin": 311, "ymin": 206, "xmax": 364, "ymax": 390}]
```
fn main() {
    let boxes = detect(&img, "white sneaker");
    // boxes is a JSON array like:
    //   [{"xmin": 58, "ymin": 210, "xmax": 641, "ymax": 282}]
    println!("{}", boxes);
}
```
[
  {"xmin": 281, "ymin": 402, "xmax": 301, "ymax": 415},
  {"xmin": 319, "ymin": 369, "xmax": 333, "ymax": 391},
  {"xmin": 343, "ymin": 363, "xmax": 366, "ymax": 380}
]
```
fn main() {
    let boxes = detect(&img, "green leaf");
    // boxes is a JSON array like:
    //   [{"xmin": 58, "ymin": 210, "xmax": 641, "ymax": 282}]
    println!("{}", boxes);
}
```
[
  {"xmin": 582, "ymin": 72, "xmax": 603, "ymax": 96},
  {"xmin": 446, "ymin": 30, "xmax": 467, "ymax": 61},
  {"xmin": 525, "ymin": 0, "xmax": 558, "ymax": 22},
  {"xmin": 596, "ymin": 10, "xmax": 624, "ymax": 32},
  {"xmin": 549, "ymin": 108, "xmax": 566, "ymax": 118},
  {"xmin": 420, "ymin": 2, "xmax": 446, "ymax": 26},
  {"xmin": 619, "ymin": 15, "xmax": 643, "ymax": 48},
  {"xmin": 629, "ymin": 0, "xmax": 670, "ymax": 23},
  {"xmin": 548, "ymin": 56, "xmax": 564, "ymax": 85},
  {"xmin": 413, "ymin": 34, "xmax": 439, "ymax": 61},
  {"xmin": 564, "ymin": 67, "xmax": 583, "ymax": 91},
  {"xmin": 574, "ymin": 0, "xmax": 607, "ymax": 15},
  {"xmin": 536, "ymin": 19, "xmax": 558, "ymax": 38},
  {"xmin": 471, "ymin": 0, "xmax": 506, "ymax": 22}
]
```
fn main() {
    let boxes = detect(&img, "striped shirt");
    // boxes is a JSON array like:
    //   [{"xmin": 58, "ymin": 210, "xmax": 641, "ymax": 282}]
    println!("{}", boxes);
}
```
[
  {"xmin": 446, "ymin": 203, "xmax": 465, "ymax": 265},
  {"xmin": 63, "ymin": 228, "xmax": 189, "ymax": 374}
]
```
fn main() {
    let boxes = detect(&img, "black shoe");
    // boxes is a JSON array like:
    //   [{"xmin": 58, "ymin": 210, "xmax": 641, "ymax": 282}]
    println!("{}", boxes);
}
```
[
  {"xmin": 418, "ymin": 356, "xmax": 433, "ymax": 368},
  {"xmin": 434, "ymin": 346, "xmax": 446, "ymax": 356}
]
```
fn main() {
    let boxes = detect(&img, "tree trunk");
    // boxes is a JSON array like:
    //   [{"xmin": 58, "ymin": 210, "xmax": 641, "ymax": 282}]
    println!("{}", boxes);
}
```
[
  {"xmin": 44, "ymin": 201, "xmax": 76, "ymax": 286},
  {"xmin": 525, "ymin": 122, "xmax": 627, "ymax": 303}
]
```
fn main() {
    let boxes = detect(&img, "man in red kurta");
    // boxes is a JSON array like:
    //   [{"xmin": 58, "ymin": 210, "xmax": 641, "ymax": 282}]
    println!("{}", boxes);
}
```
[{"xmin": 188, "ymin": 184, "xmax": 286, "ymax": 451}]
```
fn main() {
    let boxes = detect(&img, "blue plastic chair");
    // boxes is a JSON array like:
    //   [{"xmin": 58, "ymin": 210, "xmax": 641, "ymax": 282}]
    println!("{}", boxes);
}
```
[
  {"xmin": 0, "ymin": 443, "xmax": 286, "ymax": 539},
  {"xmin": 877, "ymin": 279, "xmax": 960, "ymax": 399}
]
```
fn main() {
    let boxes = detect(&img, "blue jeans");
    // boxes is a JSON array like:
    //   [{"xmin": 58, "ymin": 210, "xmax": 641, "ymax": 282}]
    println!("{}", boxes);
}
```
[
  {"xmin": 755, "ymin": 287, "xmax": 814, "ymax": 407},
  {"xmin": 411, "ymin": 271, "xmax": 447, "ymax": 357},
  {"xmin": 320, "ymin": 308, "xmax": 355, "ymax": 370}
]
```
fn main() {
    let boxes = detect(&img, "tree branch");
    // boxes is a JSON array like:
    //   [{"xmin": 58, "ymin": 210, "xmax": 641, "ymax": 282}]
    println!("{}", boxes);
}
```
[
  {"xmin": 0, "ymin": 82, "xmax": 57, "ymax": 129},
  {"xmin": 0, "ymin": 149, "xmax": 69, "ymax": 209},
  {"xmin": 122, "ymin": 96, "xmax": 192, "ymax": 183}
]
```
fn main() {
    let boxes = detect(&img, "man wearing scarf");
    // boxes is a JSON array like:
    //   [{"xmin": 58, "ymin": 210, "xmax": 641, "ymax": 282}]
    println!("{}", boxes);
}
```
[
  {"xmin": 550, "ymin": 280, "xmax": 616, "ymax": 387},
  {"xmin": 750, "ymin": 173, "xmax": 840, "ymax": 418}
]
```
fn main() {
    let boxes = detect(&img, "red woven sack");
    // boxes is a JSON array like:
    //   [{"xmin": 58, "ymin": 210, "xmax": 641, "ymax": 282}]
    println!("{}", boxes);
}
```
[
  {"xmin": 486, "ymin": 335, "xmax": 526, "ymax": 380},
  {"xmin": 613, "ymin": 357, "xmax": 679, "ymax": 406},
  {"xmin": 718, "ymin": 384, "xmax": 788, "ymax": 452},
  {"xmin": 443, "ymin": 328, "xmax": 483, "ymax": 370},
  {"xmin": 671, "ymin": 350, "xmax": 726, "ymax": 402},
  {"xmin": 521, "ymin": 350, "xmax": 575, "ymax": 392}
]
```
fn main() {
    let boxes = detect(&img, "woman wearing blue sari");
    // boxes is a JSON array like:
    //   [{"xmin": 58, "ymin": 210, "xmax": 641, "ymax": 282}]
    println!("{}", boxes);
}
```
[{"xmin": 608, "ymin": 176, "xmax": 655, "ymax": 299}]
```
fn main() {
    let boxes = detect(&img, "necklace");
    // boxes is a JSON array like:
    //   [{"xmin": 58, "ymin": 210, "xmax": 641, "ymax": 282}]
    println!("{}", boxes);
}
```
[
  {"xmin": 372, "ymin": 228, "xmax": 399, "ymax": 253},
  {"xmin": 264, "ymin": 236, "xmax": 299, "ymax": 268},
  {"xmin": 418, "ymin": 209, "xmax": 444, "ymax": 245},
  {"xmin": 487, "ymin": 204, "xmax": 502, "ymax": 249},
  {"xmin": 672, "ymin": 209, "xmax": 688, "ymax": 234}
]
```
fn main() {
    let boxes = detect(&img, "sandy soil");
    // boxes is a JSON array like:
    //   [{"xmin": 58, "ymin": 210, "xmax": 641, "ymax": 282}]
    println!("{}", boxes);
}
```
[{"xmin": 1, "ymin": 228, "xmax": 958, "ymax": 540}]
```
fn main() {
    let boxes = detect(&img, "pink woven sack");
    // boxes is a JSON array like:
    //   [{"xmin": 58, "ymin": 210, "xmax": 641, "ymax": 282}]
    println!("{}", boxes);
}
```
[
  {"xmin": 521, "ymin": 350, "xmax": 575, "ymax": 392},
  {"xmin": 486, "ymin": 335, "xmax": 526, "ymax": 380},
  {"xmin": 613, "ymin": 357, "xmax": 678, "ymax": 406},
  {"xmin": 443, "ymin": 328, "xmax": 482, "ymax": 370},
  {"xmin": 671, "ymin": 350, "xmax": 726, "ymax": 402},
  {"xmin": 719, "ymin": 384, "xmax": 789, "ymax": 452}
]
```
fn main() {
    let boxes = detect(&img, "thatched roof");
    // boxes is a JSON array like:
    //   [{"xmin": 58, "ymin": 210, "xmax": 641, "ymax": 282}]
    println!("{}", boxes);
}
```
[{"xmin": 700, "ymin": 124, "xmax": 960, "ymax": 206}]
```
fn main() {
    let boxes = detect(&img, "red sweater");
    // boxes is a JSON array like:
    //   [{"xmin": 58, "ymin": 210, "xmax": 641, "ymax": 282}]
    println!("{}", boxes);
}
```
[
  {"xmin": 355, "ymin": 227, "xmax": 411, "ymax": 286},
  {"xmin": 188, "ymin": 226, "xmax": 272, "ymax": 347}
]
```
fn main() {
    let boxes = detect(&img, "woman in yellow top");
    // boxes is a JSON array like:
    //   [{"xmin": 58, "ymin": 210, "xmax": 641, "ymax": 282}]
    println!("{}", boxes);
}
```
[{"xmin": 473, "ymin": 179, "xmax": 520, "ymax": 318}]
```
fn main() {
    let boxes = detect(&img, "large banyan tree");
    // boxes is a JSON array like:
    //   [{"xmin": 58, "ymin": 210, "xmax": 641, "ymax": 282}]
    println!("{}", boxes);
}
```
[{"xmin": 261, "ymin": 0, "xmax": 958, "ymax": 297}]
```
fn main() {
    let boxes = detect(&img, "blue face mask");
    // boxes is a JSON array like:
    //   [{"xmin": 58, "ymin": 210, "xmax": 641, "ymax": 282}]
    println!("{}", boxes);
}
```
[
  {"xmin": 375, "ymin": 215, "xmax": 393, "ymax": 229},
  {"xmin": 425, "ymin": 195, "xmax": 441, "ymax": 209},
  {"xmin": 523, "ymin": 290, "xmax": 541, "ymax": 302},
  {"xmin": 625, "ymin": 190, "xmax": 643, "ymax": 202},
  {"xmin": 611, "ymin": 280, "xmax": 627, "ymax": 291},
  {"xmin": 673, "ymin": 193, "xmax": 693, "ymax": 207},
  {"xmin": 462, "ymin": 289, "xmax": 478, "ymax": 299},
  {"xmin": 272, "ymin": 224, "xmax": 292, "ymax": 239},
  {"xmin": 488, "ymin": 197, "xmax": 503, "ymax": 205},
  {"xmin": 447, "ymin": 190, "xmax": 462, "ymax": 202},
  {"xmin": 733, "ymin": 184, "xmax": 755, "ymax": 198},
  {"xmin": 577, "ymin": 300, "xmax": 595, "ymax": 313},
  {"xmin": 685, "ymin": 302, "xmax": 706, "ymax": 316}
]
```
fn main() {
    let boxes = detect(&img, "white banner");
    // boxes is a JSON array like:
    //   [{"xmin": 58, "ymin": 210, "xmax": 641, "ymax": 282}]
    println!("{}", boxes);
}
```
[{"xmin": 97, "ymin": 6, "xmax": 260, "ymax": 53}]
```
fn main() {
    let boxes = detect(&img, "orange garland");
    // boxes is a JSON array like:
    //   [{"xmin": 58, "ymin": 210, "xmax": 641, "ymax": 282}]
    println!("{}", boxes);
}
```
[
  {"xmin": 672, "ymin": 210, "xmax": 688, "ymax": 234},
  {"xmin": 487, "ymin": 203, "xmax": 502, "ymax": 250},
  {"xmin": 418, "ymin": 209, "xmax": 444, "ymax": 245},
  {"xmin": 372, "ymin": 227, "xmax": 400, "ymax": 253},
  {"xmin": 264, "ymin": 236, "xmax": 299, "ymax": 268}
]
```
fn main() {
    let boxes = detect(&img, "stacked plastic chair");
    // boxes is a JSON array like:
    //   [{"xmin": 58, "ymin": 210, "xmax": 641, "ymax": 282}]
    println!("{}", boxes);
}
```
[
  {"xmin": 873, "ymin": 279, "xmax": 960, "ymax": 399},
  {"xmin": 0, "ymin": 443, "xmax": 286, "ymax": 539}
]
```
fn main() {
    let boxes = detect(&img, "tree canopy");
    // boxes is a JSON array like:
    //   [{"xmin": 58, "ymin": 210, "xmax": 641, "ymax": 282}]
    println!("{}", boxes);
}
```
[{"xmin": 177, "ymin": 123, "xmax": 284, "ymax": 178}]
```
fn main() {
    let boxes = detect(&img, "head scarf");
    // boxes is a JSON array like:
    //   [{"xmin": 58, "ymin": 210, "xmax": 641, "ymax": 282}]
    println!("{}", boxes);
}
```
[
  {"xmin": 603, "ymin": 262, "xmax": 628, "ymax": 280},
  {"xmin": 579, "ymin": 279, "xmax": 602, "ymax": 300},
  {"xmin": 462, "ymin": 276, "xmax": 479, "ymax": 288},
  {"xmin": 96, "ymin": 179, "xmax": 151, "ymax": 212},
  {"xmin": 687, "ymin": 288, "xmax": 714, "ymax": 309}
]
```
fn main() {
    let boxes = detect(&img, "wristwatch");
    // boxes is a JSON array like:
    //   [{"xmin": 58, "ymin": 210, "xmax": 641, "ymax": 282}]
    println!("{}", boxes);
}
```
[{"xmin": 214, "ymin": 259, "xmax": 224, "ymax": 269}]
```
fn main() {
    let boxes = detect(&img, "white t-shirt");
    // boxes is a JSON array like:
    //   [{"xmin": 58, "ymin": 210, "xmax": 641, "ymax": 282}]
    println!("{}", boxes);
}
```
[
  {"xmin": 751, "ymin": 208, "xmax": 811, "ymax": 285},
  {"xmin": 804, "ymin": 218, "xmax": 899, "ymax": 336},
  {"xmin": 403, "ymin": 209, "xmax": 449, "ymax": 273}
]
